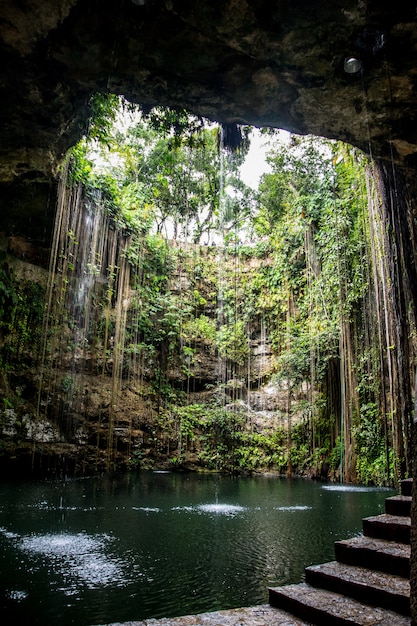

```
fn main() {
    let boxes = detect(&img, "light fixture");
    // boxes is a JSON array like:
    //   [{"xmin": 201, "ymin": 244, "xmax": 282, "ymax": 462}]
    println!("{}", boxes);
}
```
[
  {"xmin": 344, "ymin": 57, "xmax": 362, "ymax": 74},
  {"xmin": 132, "ymin": 0, "xmax": 146, "ymax": 5}
]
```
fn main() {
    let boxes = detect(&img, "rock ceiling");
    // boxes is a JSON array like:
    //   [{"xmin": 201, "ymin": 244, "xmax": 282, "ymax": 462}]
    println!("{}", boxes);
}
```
[{"xmin": 0, "ymin": 0, "xmax": 416, "ymax": 184}]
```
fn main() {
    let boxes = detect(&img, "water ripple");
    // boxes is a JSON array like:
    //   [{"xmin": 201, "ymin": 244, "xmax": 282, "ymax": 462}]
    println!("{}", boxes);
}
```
[
  {"xmin": 322, "ymin": 485, "xmax": 389, "ymax": 492},
  {"xmin": 16, "ymin": 532, "xmax": 143, "ymax": 591},
  {"xmin": 6, "ymin": 590, "xmax": 28, "ymax": 601},
  {"xmin": 274, "ymin": 505, "xmax": 312, "ymax": 511},
  {"xmin": 132, "ymin": 507, "xmax": 161, "ymax": 512},
  {"xmin": 197, "ymin": 503, "xmax": 246, "ymax": 516},
  {"xmin": 26, "ymin": 501, "xmax": 98, "ymax": 512},
  {"xmin": 171, "ymin": 505, "xmax": 194, "ymax": 512},
  {"xmin": 0, "ymin": 526, "xmax": 19, "ymax": 539}
]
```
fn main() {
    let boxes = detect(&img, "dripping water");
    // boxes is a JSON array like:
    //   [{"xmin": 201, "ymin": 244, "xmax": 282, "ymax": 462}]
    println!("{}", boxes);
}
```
[
  {"xmin": 216, "ymin": 126, "xmax": 227, "ymax": 406},
  {"xmin": 37, "ymin": 161, "xmax": 134, "ymax": 471}
]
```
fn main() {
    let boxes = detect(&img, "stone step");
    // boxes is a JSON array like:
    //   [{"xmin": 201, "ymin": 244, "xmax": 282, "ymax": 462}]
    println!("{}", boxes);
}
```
[
  {"xmin": 385, "ymin": 495, "xmax": 412, "ymax": 517},
  {"xmin": 268, "ymin": 582, "xmax": 410, "ymax": 625},
  {"xmin": 304, "ymin": 560, "xmax": 410, "ymax": 615},
  {"xmin": 105, "ymin": 604, "xmax": 313, "ymax": 625},
  {"xmin": 400, "ymin": 478, "xmax": 413, "ymax": 497},
  {"xmin": 362, "ymin": 513, "xmax": 410, "ymax": 544},
  {"xmin": 334, "ymin": 535, "xmax": 410, "ymax": 578}
]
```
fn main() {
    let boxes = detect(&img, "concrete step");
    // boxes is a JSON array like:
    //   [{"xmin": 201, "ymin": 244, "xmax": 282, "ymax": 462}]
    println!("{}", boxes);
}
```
[
  {"xmin": 385, "ymin": 495, "xmax": 412, "ymax": 517},
  {"xmin": 362, "ymin": 513, "xmax": 410, "ymax": 544},
  {"xmin": 334, "ymin": 535, "xmax": 410, "ymax": 578},
  {"xmin": 304, "ymin": 560, "xmax": 410, "ymax": 615},
  {"xmin": 400, "ymin": 478, "xmax": 413, "ymax": 496},
  {"xmin": 268, "ymin": 582, "xmax": 410, "ymax": 625}
]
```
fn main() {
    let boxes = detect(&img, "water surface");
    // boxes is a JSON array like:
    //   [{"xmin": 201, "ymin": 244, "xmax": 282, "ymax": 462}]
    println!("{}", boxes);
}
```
[{"xmin": 0, "ymin": 472, "xmax": 395, "ymax": 625}]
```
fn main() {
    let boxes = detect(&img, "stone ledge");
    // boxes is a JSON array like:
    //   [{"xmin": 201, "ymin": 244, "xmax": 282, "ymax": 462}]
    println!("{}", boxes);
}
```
[
  {"xmin": 99, "ymin": 604, "xmax": 311, "ymax": 626},
  {"xmin": 269, "ymin": 583, "xmax": 411, "ymax": 625}
]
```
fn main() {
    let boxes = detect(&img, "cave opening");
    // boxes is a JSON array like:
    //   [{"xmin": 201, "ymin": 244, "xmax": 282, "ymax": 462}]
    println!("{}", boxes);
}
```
[
  {"xmin": 0, "ymin": 92, "xmax": 406, "ymax": 488},
  {"xmin": 2, "ymin": 1, "xmax": 417, "ymax": 621}
]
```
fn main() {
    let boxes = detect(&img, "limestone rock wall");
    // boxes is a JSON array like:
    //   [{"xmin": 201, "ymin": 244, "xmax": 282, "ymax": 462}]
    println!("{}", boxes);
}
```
[
  {"xmin": 1, "ymin": 1, "xmax": 417, "ymax": 620},
  {"xmin": 0, "ymin": 0, "xmax": 416, "ymax": 192}
]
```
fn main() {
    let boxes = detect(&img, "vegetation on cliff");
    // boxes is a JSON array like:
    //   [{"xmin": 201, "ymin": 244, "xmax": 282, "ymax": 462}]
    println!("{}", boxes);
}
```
[{"xmin": 0, "ymin": 96, "xmax": 410, "ymax": 485}]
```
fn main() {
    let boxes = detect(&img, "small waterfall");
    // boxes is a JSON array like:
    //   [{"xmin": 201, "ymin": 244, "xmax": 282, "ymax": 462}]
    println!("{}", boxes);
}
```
[
  {"xmin": 216, "ymin": 127, "xmax": 242, "ymax": 410},
  {"xmin": 215, "ymin": 126, "xmax": 227, "ymax": 403},
  {"xmin": 37, "ymin": 162, "xmax": 134, "ymax": 470},
  {"xmin": 32, "ymin": 122, "xmax": 289, "ymax": 476}
]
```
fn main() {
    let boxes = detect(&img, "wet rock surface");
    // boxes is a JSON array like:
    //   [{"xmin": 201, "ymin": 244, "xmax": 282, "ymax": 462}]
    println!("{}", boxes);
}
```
[
  {"xmin": 0, "ymin": 0, "xmax": 417, "ymax": 191},
  {"xmin": 269, "ymin": 583, "xmax": 410, "ymax": 625},
  {"xmin": 101, "ymin": 604, "xmax": 311, "ymax": 626},
  {"xmin": 306, "ymin": 560, "xmax": 410, "ymax": 597},
  {"xmin": 269, "ymin": 481, "xmax": 412, "ymax": 624}
]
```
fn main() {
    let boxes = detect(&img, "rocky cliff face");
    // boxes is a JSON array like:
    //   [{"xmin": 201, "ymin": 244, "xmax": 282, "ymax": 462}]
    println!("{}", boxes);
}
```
[
  {"xmin": 0, "ymin": 1, "xmax": 416, "ymax": 189},
  {"xmin": 0, "ymin": 0, "xmax": 416, "ymax": 489},
  {"xmin": 2, "ymin": 0, "xmax": 417, "ymax": 618},
  {"xmin": 1, "ymin": 233, "xmax": 309, "ymax": 477}
]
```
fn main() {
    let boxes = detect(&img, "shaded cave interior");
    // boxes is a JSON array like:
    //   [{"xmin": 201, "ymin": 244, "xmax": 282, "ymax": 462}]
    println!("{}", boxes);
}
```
[{"xmin": 2, "ymin": 0, "xmax": 417, "ymax": 619}]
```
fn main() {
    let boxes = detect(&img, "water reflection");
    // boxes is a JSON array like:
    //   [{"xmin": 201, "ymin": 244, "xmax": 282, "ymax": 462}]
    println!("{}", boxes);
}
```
[
  {"xmin": 322, "ymin": 485, "xmax": 391, "ymax": 492},
  {"xmin": 274, "ymin": 505, "xmax": 312, "ymax": 511},
  {"xmin": 132, "ymin": 507, "xmax": 161, "ymax": 512}
]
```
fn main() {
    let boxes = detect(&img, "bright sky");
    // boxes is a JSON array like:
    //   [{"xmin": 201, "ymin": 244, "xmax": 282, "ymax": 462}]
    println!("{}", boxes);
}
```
[
  {"xmin": 92, "ymin": 112, "xmax": 288, "ymax": 191},
  {"xmin": 239, "ymin": 128, "xmax": 290, "ymax": 189},
  {"xmin": 239, "ymin": 129, "xmax": 270, "ymax": 188}
]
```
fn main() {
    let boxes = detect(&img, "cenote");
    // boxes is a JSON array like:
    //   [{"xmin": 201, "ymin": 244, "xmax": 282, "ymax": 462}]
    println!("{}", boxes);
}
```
[{"xmin": 0, "ymin": 472, "xmax": 395, "ymax": 625}]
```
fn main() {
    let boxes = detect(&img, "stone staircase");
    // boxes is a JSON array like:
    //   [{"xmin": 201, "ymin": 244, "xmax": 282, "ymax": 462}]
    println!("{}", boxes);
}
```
[{"xmin": 269, "ymin": 478, "xmax": 412, "ymax": 625}]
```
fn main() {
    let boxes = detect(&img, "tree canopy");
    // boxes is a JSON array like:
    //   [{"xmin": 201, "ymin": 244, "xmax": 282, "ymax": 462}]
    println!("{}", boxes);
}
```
[{"xmin": 20, "ymin": 94, "xmax": 403, "ymax": 483}]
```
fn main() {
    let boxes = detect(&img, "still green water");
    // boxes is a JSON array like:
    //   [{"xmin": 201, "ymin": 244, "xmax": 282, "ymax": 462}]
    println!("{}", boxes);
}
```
[{"xmin": 0, "ymin": 472, "xmax": 395, "ymax": 625}]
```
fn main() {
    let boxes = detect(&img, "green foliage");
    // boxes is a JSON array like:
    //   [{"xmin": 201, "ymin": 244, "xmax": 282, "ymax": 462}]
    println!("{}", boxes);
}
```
[
  {"xmin": 61, "ymin": 374, "xmax": 74, "ymax": 394},
  {"xmin": 129, "ymin": 449, "xmax": 143, "ymax": 468},
  {"xmin": 50, "ymin": 98, "xmax": 391, "ymax": 483},
  {"xmin": 0, "ymin": 263, "xmax": 45, "ymax": 369},
  {"xmin": 144, "ymin": 106, "xmax": 207, "ymax": 149},
  {"xmin": 3, "ymin": 397, "xmax": 13, "ymax": 410},
  {"xmin": 182, "ymin": 315, "xmax": 217, "ymax": 344},
  {"xmin": 67, "ymin": 141, "xmax": 94, "ymax": 185},
  {"xmin": 165, "ymin": 400, "xmax": 311, "ymax": 475},
  {"xmin": 216, "ymin": 320, "xmax": 249, "ymax": 365},
  {"xmin": 353, "ymin": 403, "xmax": 393, "ymax": 484},
  {"xmin": 87, "ymin": 93, "xmax": 121, "ymax": 146},
  {"xmin": 356, "ymin": 448, "xmax": 393, "ymax": 486},
  {"xmin": 0, "ymin": 255, "xmax": 19, "ymax": 321}
]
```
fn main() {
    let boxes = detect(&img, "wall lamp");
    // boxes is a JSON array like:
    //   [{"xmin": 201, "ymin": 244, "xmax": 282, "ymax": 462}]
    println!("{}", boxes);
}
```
[{"xmin": 344, "ymin": 57, "xmax": 362, "ymax": 74}]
